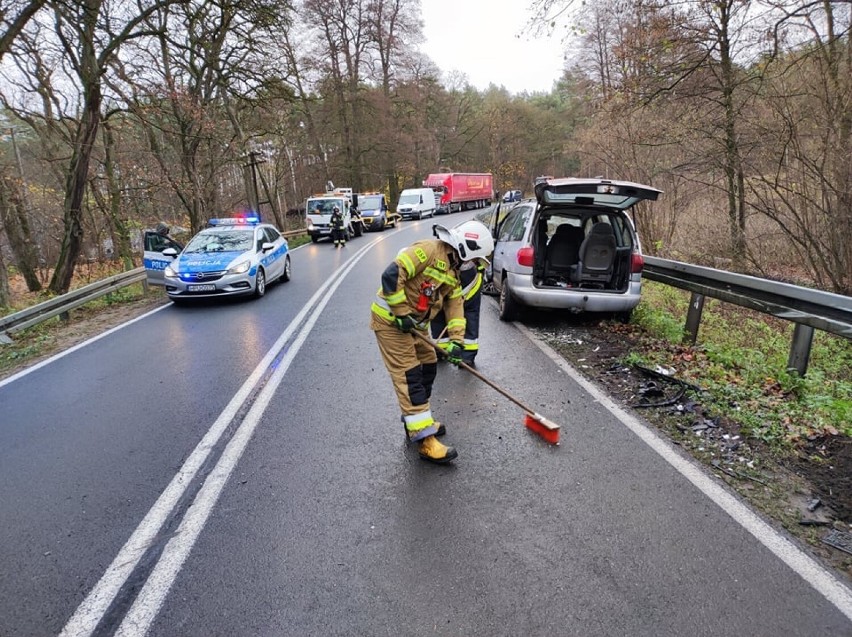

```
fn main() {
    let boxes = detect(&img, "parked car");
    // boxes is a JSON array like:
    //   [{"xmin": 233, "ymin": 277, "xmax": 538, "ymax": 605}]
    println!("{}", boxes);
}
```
[
  {"xmin": 143, "ymin": 225, "xmax": 185, "ymax": 286},
  {"xmin": 487, "ymin": 177, "xmax": 662, "ymax": 321},
  {"xmin": 152, "ymin": 215, "xmax": 291, "ymax": 303},
  {"xmin": 502, "ymin": 189, "xmax": 522, "ymax": 203}
]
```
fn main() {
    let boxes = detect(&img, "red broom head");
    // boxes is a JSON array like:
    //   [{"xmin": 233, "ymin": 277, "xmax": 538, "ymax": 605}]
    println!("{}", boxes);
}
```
[{"xmin": 524, "ymin": 413, "xmax": 560, "ymax": 445}]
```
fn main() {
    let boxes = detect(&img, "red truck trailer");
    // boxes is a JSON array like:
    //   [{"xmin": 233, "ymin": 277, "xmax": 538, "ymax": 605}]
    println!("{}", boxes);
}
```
[{"xmin": 423, "ymin": 172, "xmax": 493, "ymax": 213}]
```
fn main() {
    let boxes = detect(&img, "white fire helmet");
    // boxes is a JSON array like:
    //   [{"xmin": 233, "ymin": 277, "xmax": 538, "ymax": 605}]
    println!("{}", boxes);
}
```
[{"xmin": 433, "ymin": 220, "xmax": 494, "ymax": 263}]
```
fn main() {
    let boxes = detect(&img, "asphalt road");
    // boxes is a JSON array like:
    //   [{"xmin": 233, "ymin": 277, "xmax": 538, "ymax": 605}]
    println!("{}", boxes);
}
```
[{"xmin": 1, "ymin": 211, "xmax": 851, "ymax": 636}]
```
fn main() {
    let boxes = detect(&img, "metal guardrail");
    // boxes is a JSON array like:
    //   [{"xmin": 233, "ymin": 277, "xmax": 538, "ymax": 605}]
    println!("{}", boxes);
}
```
[
  {"xmin": 0, "ymin": 228, "xmax": 311, "ymax": 343},
  {"xmin": 0, "ymin": 267, "xmax": 147, "ymax": 343},
  {"xmin": 642, "ymin": 256, "xmax": 852, "ymax": 375}
]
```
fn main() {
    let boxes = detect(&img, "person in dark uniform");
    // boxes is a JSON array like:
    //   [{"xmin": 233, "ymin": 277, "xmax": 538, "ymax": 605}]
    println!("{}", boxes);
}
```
[
  {"xmin": 330, "ymin": 205, "xmax": 346, "ymax": 248},
  {"xmin": 430, "ymin": 257, "xmax": 486, "ymax": 367}
]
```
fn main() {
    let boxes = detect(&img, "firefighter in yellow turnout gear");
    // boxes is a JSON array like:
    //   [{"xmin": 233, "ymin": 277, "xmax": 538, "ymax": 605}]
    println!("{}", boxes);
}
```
[{"xmin": 370, "ymin": 220, "xmax": 494, "ymax": 464}]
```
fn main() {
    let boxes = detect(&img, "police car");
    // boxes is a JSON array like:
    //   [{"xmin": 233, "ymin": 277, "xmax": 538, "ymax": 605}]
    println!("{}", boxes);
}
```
[{"xmin": 152, "ymin": 216, "xmax": 291, "ymax": 302}]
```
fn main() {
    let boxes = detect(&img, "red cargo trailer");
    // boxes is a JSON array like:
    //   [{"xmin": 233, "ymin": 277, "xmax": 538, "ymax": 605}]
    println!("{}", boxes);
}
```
[{"xmin": 423, "ymin": 172, "xmax": 493, "ymax": 214}]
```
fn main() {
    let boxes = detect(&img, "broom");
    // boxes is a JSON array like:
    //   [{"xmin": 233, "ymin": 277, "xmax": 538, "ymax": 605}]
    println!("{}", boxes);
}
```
[{"xmin": 411, "ymin": 329, "xmax": 561, "ymax": 445}]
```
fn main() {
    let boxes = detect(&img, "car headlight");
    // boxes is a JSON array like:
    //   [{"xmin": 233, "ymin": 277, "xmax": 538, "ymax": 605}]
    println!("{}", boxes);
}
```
[
  {"xmin": 164, "ymin": 265, "xmax": 177, "ymax": 278},
  {"xmin": 229, "ymin": 260, "xmax": 251, "ymax": 274}
]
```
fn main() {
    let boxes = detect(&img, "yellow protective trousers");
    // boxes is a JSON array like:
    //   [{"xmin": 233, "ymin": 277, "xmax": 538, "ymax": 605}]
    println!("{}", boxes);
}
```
[{"xmin": 371, "ymin": 315, "xmax": 439, "ymax": 442}]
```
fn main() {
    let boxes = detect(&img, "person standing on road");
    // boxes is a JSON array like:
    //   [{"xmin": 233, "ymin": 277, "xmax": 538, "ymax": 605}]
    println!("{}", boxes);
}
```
[
  {"xmin": 430, "ymin": 257, "xmax": 486, "ymax": 367},
  {"xmin": 370, "ymin": 220, "xmax": 494, "ymax": 464},
  {"xmin": 330, "ymin": 205, "xmax": 346, "ymax": 248}
]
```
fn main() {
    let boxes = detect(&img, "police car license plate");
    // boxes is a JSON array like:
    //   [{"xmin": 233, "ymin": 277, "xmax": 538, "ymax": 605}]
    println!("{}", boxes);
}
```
[{"xmin": 188, "ymin": 284, "xmax": 216, "ymax": 292}]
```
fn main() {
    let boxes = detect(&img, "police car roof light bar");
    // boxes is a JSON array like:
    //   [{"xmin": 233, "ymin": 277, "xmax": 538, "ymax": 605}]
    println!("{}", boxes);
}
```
[{"xmin": 208, "ymin": 215, "xmax": 260, "ymax": 226}]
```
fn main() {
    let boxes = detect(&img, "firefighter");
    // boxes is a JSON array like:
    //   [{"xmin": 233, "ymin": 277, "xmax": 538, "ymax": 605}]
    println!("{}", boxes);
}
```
[
  {"xmin": 430, "ymin": 256, "xmax": 487, "ymax": 367},
  {"xmin": 330, "ymin": 205, "xmax": 346, "ymax": 248},
  {"xmin": 370, "ymin": 219, "xmax": 494, "ymax": 464}
]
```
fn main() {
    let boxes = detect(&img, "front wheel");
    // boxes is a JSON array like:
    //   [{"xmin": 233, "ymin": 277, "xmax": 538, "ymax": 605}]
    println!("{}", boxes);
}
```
[
  {"xmin": 254, "ymin": 268, "xmax": 267, "ymax": 298},
  {"xmin": 498, "ymin": 278, "xmax": 520, "ymax": 321},
  {"xmin": 311, "ymin": 235, "xmax": 319, "ymax": 243},
  {"xmin": 281, "ymin": 256, "xmax": 291, "ymax": 283}
]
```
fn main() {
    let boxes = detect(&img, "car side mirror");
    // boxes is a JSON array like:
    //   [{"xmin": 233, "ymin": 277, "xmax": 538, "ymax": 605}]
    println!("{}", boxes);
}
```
[
  {"xmin": 162, "ymin": 248, "xmax": 178, "ymax": 257},
  {"xmin": 261, "ymin": 242, "xmax": 274, "ymax": 253}
]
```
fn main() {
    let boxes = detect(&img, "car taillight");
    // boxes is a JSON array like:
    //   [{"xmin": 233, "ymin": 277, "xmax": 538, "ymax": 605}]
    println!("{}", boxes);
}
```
[
  {"xmin": 517, "ymin": 245, "xmax": 535, "ymax": 267},
  {"xmin": 631, "ymin": 252, "xmax": 644, "ymax": 273}
]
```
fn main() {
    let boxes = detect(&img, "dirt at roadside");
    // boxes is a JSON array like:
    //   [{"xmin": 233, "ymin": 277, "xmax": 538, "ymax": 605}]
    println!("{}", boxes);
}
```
[{"xmin": 522, "ymin": 312, "xmax": 852, "ymax": 583}]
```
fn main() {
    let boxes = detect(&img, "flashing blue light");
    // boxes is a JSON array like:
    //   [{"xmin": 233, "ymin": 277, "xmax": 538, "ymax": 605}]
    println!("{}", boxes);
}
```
[{"xmin": 208, "ymin": 215, "xmax": 260, "ymax": 226}]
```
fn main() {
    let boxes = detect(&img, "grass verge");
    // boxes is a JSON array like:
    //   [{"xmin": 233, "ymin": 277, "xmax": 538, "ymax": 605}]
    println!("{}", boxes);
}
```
[{"xmin": 630, "ymin": 281, "xmax": 852, "ymax": 450}]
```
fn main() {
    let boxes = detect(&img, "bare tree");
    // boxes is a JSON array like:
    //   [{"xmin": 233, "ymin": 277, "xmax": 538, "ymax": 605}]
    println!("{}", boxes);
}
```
[
  {"xmin": 744, "ymin": 0, "xmax": 851, "ymax": 293},
  {"xmin": 305, "ymin": 0, "xmax": 371, "ymax": 189},
  {"xmin": 0, "ymin": 0, "xmax": 179, "ymax": 293},
  {"xmin": 0, "ymin": 0, "xmax": 47, "ymax": 59}
]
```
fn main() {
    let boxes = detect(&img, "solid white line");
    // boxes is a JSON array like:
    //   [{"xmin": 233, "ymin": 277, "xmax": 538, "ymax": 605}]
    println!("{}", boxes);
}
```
[
  {"xmin": 516, "ymin": 322, "xmax": 852, "ymax": 622},
  {"xmin": 0, "ymin": 304, "xmax": 172, "ymax": 389},
  {"xmin": 114, "ymin": 242, "xmax": 377, "ymax": 636},
  {"xmin": 59, "ymin": 237, "xmax": 384, "ymax": 637}
]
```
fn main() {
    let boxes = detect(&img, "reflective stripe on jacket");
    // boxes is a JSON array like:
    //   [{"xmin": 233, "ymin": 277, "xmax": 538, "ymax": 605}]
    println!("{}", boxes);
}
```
[{"xmin": 371, "ymin": 239, "xmax": 466, "ymax": 342}]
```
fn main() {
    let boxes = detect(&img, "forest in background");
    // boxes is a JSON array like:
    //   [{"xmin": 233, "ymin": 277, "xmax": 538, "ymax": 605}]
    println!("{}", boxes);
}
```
[{"xmin": 0, "ymin": 0, "xmax": 849, "ymax": 304}]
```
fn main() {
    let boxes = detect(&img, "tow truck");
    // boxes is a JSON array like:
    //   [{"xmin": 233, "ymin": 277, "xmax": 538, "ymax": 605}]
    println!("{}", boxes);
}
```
[{"xmin": 305, "ymin": 185, "xmax": 366, "ymax": 243}]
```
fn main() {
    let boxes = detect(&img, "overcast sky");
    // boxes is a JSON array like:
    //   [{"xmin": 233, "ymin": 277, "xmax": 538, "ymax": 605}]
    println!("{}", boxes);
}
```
[{"xmin": 419, "ymin": 0, "xmax": 567, "ymax": 94}]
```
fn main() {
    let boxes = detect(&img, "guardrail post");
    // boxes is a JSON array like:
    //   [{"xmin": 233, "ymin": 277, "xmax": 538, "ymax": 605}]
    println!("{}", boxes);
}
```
[
  {"xmin": 787, "ymin": 323, "xmax": 814, "ymax": 377},
  {"xmin": 683, "ymin": 292, "xmax": 705, "ymax": 344}
]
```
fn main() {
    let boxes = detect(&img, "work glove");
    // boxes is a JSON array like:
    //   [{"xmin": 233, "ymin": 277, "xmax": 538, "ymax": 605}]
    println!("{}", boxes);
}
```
[
  {"xmin": 394, "ymin": 315, "xmax": 416, "ymax": 333},
  {"xmin": 445, "ymin": 341, "xmax": 464, "ymax": 365}
]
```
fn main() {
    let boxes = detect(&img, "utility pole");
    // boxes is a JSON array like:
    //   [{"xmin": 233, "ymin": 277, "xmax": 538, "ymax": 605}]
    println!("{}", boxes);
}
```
[
  {"xmin": 243, "ymin": 151, "xmax": 263, "ymax": 214},
  {"xmin": 244, "ymin": 149, "xmax": 285, "ymax": 228}
]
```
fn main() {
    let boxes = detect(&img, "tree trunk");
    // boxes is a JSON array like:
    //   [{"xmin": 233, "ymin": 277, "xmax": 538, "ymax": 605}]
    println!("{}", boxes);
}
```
[
  {"xmin": 49, "ymin": 82, "xmax": 102, "ymax": 294},
  {"xmin": 101, "ymin": 121, "xmax": 134, "ymax": 270},
  {"xmin": 718, "ymin": 1, "xmax": 747, "ymax": 268},
  {"xmin": 0, "ymin": 241, "xmax": 9, "ymax": 308},
  {"xmin": 0, "ymin": 174, "xmax": 42, "ymax": 292}
]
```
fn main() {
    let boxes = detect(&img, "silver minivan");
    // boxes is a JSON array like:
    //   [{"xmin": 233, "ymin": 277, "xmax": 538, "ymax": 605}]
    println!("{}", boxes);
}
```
[{"xmin": 488, "ymin": 177, "xmax": 662, "ymax": 321}]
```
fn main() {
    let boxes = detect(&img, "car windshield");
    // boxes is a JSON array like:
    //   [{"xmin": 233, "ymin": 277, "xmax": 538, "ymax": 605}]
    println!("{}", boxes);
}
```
[
  {"xmin": 359, "ymin": 195, "xmax": 383, "ymax": 209},
  {"xmin": 184, "ymin": 230, "xmax": 253, "ymax": 253},
  {"xmin": 399, "ymin": 194, "xmax": 419, "ymax": 204},
  {"xmin": 308, "ymin": 198, "xmax": 345, "ymax": 214}
]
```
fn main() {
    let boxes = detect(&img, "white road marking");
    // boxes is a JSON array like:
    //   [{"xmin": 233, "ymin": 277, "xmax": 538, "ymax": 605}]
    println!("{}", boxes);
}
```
[
  {"xmin": 516, "ymin": 321, "xmax": 852, "ymax": 622},
  {"xmin": 59, "ymin": 237, "xmax": 386, "ymax": 637},
  {"xmin": 114, "ymin": 236, "xmax": 375, "ymax": 636}
]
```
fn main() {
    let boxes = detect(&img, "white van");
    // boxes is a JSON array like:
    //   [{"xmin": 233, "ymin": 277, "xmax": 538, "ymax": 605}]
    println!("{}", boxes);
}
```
[{"xmin": 397, "ymin": 187, "xmax": 436, "ymax": 220}]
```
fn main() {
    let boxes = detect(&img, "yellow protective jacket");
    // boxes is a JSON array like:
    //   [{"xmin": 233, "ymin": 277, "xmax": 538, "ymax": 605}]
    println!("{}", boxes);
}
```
[{"xmin": 371, "ymin": 239, "xmax": 466, "ymax": 341}]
